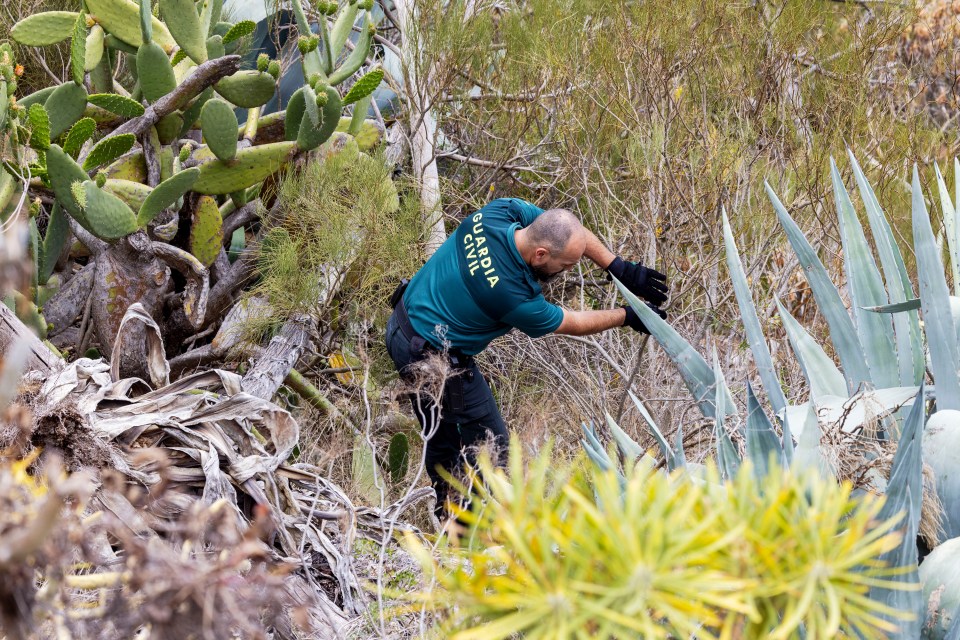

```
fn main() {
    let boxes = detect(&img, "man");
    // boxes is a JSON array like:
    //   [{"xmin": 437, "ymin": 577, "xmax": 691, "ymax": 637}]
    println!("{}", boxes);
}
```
[{"xmin": 385, "ymin": 198, "xmax": 668, "ymax": 520}]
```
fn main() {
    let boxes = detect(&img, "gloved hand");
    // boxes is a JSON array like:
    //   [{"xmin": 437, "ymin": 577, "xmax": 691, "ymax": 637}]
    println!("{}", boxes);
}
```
[
  {"xmin": 606, "ymin": 257, "xmax": 668, "ymax": 306},
  {"xmin": 622, "ymin": 304, "xmax": 667, "ymax": 334}
]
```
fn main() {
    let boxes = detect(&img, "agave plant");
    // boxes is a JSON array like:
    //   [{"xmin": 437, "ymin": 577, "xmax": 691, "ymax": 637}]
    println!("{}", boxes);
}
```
[
  {"xmin": 597, "ymin": 154, "xmax": 960, "ymax": 637},
  {"xmin": 2, "ymin": 0, "xmax": 390, "ymax": 382}
]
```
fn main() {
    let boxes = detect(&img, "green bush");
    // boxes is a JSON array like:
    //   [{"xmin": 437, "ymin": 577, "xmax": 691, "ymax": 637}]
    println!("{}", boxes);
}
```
[{"xmin": 404, "ymin": 438, "xmax": 916, "ymax": 639}]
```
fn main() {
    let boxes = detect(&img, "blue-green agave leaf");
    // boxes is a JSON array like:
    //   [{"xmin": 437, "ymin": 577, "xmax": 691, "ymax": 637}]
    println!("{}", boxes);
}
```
[
  {"xmin": 869, "ymin": 384, "xmax": 924, "ymax": 638},
  {"xmin": 615, "ymin": 277, "xmax": 734, "ymax": 419},
  {"xmin": 628, "ymin": 390, "xmax": 684, "ymax": 470},
  {"xmin": 774, "ymin": 296, "xmax": 847, "ymax": 402},
  {"xmin": 604, "ymin": 412, "xmax": 644, "ymax": 463},
  {"xmin": 712, "ymin": 349, "xmax": 741, "ymax": 480},
  {"xmin": 936, "ymin": 162, "xmax": 960, "ymax": 296},
  {"xmin": 848, "ymin": 150, "xmax": 924, "ymax": 386},
  {"xmin": 864, "ymin": 299, "xmax": 921, "ymax": 313},
  {"xmin": 766, "ymin": 181, "xmax": 871, "ymax": 393},
  {"xmin": 745, "ymin": 379, "xmax": 783, "ymax": 481},
  {"xmin": 912, "ymin": 166, "xmax": 960, "ymax": 410},
  {"xmin": 831, "ymin": 158, "xmax": 898, "ymax": 389},
  {"xmin": 581, "ymin": 422, "xmax": 613, "ymax": 472},
  {"xmin": 722, "ymin": 207, "xmax": 787, "ymax": 416},
  {"xmin": 791, "ymin": 404, "xmax": 833, "ymax": 478}
]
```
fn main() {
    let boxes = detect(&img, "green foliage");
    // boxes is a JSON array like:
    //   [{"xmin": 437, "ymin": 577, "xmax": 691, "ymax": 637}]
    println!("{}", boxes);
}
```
[
  {"xmin": 241, "ymin": 149, "xmax": 417, "ymax": 343},
  {"xmin": 86, "ymin": 93, "xmax": 146, "ymax": 118},
  {"xmin": 10, "ymin": 11, "xmax": 78, "ymax": 46},
  {"xmin": 214, "ymin": 70, "xmax": 275, "ymax": 108},
  {"xmin": 406, "ymin": 441, "xmax": 915, "ymax": 639}
]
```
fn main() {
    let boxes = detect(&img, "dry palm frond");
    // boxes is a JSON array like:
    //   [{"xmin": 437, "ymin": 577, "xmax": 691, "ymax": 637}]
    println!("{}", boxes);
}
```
[{"xmin": 0, "ymin": 304, "xmax": 431, "ymax": 637}]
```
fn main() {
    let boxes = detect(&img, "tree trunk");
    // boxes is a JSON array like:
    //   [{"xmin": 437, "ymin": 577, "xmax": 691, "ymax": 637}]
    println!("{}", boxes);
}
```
[{"xmin": 0, "ymin": 303, "xmax": 62, "ymax": 375}]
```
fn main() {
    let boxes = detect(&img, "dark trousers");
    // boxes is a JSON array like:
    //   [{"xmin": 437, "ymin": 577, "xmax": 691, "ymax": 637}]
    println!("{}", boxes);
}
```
[{"xmin": 385, "ymin": 301, "xmax": 508, "ymax": 520}]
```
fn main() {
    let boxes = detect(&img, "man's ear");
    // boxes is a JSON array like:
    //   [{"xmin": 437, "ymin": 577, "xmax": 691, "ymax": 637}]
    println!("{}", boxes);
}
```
[{"xmin": 534, "ymin": 248, "xmax": 550, "ymax": 261}]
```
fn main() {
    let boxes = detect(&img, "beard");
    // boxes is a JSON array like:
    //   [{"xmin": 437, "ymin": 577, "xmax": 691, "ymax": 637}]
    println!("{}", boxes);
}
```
[{"xmin": 532, "ymin": 264, "xmax": 562, "ymax": 283}]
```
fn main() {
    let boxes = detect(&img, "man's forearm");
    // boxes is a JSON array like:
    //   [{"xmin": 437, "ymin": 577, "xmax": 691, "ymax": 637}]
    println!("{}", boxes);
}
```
[
  {"xmin": 582, "ymin": 229, "xmax": 616, "ymax": 270},
  {"xmin": 554, "ymin": 308, "xmax": 625, "ymax": 336}
]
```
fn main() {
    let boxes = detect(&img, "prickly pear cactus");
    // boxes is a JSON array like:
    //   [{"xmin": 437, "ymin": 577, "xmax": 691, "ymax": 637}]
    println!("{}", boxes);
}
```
[{"xmin": 5, "ymin": 0, "xmax": 386, "ymax": 368}]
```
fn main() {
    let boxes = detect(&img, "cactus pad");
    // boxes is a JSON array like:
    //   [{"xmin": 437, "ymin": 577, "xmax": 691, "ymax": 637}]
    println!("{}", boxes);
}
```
[
  {"xmin": 87, "ymin": 93, "xmax": 146, "ymax": 118},
  {"xmin": 387, "ymin": 432, "xmax": 409, "ymax": 484},
  {"xmin": 284, "ymin": 87, "xmax": 307, "ymax": 141},
  {"xmin": 103, "ymin": 178, "xmax": 152, "ymax": 210},
  {"xmin": 63, "ymin": 117, "xmax": 96, "ymax": 158},
  {"xmin": 223, "ymin": 20, "xmax": 256, "ymax": 45},
  {"xmin": 327, "ymin": 16, "xmax": 373, "ymax": 86},
  {"xmin": 19, "ymin": 86, "xmax": 57, "ymax": 109},
  {"xmin": 46, "ymin": 145, "xmax": 92, "ymax": 226},
  {"xmin": 189, "ymin": 195, "xmax": 223, "ymax": 267},
  {"xmin": 83, "ymin": 180, "xmax": 139, "ymax": 240},
  {"xmin": 40, "ymin": 202, "xmax": 70, "ymax": 284},
  {"xmin": 159, "ymin": 0, "xmax": 207, "ymax": 64},
  {"xmin": 86, "ymin": 0, "xmax": 175, "ymax": 51},
  {"xmin": 138, "ymin": 41, "xmax": 177, "ymax": 103},
  {"xmin": 104, "ymin": 152, "xmax": 148, "ymax": 182},
  {"xmin": 298, "ymin": 85, "xmax": 341, "ymax": 151},
  {"xmin": 45, "ymin": 81, "xmax": 87, "ymax": 138},
  {"xmin": 341, "ymin": 67, "xmax": 382, "ymax": 105},
  {"xmin": 70, "ymin": 12, "xmax": 87, "ymax": 85},
  {"xmin": 82, "ymin": 133, "xmax": 136, "ymax": 171},
  {"xmin": 11, "ymin": 12, "xmax": 80, "ymax": 46},
  {"xmin": 215, "ymin": 70, "xmax": 276, "ymax": 108},
  {"xmin": 137, "ymin": 167, "xmax": 199, "ymax": 225},
  {"xmin": 193, "ymin": 140, "xmax": 297, "ymax": 194},
  {"xmin": 27, "ymin": 104, "xmax": 51, "ymax": 151},
  {"xmin": 84, "ymin": 25, "xmax": 105, "ymax": 72},
  {"xmin": 205, "ymin": 34, "xmax": 225, "ymax": 59},
  {"xmin": 200, "ymin": 99, "xmax": 238, "ymax": 162},
  {"xmin": 155, "ymin": 111, "xmax": 184, "ymax": 144}
]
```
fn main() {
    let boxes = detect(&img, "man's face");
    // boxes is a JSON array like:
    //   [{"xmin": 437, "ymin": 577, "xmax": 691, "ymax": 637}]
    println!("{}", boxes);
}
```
[{"xmin": 530, "ymin": 235, "xmax": 586, "ymax": 283}]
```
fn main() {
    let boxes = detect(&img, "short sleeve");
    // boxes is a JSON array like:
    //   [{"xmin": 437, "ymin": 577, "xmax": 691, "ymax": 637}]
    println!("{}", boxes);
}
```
[
  {"xmin": 501, "ymin": 297, "xmax": 563, "ymax": 338},
  {"xmin": 504, "ymin": 198, "xmax": 544, "ymax": 228}
]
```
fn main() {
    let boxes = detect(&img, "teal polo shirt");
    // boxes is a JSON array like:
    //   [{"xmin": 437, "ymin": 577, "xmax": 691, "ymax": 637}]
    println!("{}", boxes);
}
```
[{"xmin": 403, "ymin": 198, "xmax": 564, "ymax": 355}]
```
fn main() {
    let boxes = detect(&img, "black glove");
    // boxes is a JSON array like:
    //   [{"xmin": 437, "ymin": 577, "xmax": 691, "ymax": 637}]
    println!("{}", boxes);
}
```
[
  {"xmin": 606, "ymin": 257, "xmax": 669, "ymax": 306},
  {"xmin": 622, "ymin": 304, "xmax": 667, "ymax": 334}
]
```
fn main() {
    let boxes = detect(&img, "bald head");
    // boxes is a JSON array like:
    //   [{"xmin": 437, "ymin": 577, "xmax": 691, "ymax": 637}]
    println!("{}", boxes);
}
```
[
  {"xmin": 515, "ymin": 208, "xmax": 587, "ymax": 282},
  {"xmin": 526, "ymin": 209, "xmax": 585, "ymax": 255}
]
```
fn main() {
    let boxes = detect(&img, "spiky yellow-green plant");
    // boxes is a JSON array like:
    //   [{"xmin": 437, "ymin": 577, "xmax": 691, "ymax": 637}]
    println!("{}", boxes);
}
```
[{"xmin": 404, "ymin": 438, "xmax": 915, "ymax": 639}]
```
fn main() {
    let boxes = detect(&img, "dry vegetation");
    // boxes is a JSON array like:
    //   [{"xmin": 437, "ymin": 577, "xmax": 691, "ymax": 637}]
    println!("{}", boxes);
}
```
[{"xmin": 3, "ymin": 0, "xmax": 960, "ymax": 637}]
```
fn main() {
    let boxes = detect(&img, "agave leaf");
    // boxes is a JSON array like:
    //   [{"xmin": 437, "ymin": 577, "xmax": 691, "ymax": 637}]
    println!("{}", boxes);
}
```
[
  {"xmin": 807, "ymin": 386, "xmax": 921, "ymax": 434},
  {"xmin": 580, "ymin": 422, "xmax": 614, "ymax": 472},
  {"xmin": 912, "ymin": 166, "xmax": 960, "ymax": 410},
  {"xmin": 791, "ymin": 404, "xmax": 833, "ymax": 478},
  {"xmin": 774, "ymin": 297, "xmax": 846, "ymax": 401},
  {"xmin": 766, "ymin": 181, "xmax": 871, "ymax": 393},
  {"xmin": 869, "ymin": 384, "xmax": 924, "ymax": 638},
  {"xmin": 831, "ymin": 158, "xmax": 898, "ymax": 389},
  {"xmin": 936, "ymin": 163, "xmax": 960, "ymax": 296},
  {"xmin": 722, "ymin": 208, "xmax": 787, "ymax": 416},
  {"xmin": 746, "ymin": 380, "xmax": 783, "ymax": 481},
  {"xmin": 628, "ymin": 390, "xmax": 684, "ymax": 470},
  {"xmin": 947, "ymin": 602, "xmax": 960, "ymax": 640},
  {"xmin": 712, "ymin": 349, "xmax": 741, "ymax": 480},
  {"xmin": 615, "ymin": 278, "xmax": 733, "ymax": 419},
  {"xmin": 863, "ymin": 299, "xmax": 921, "ymax": 313},
  {"xmin": 604, "ymin": 412, "xmax": 643, "ymax": 463},
  {"xmin": 848, "ymin": 150, "xmax": 924, "ymax": 386}
]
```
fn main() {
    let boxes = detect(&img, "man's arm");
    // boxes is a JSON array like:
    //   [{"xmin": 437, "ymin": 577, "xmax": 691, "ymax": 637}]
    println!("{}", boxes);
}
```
[
  {"xmin": 582, "ymin": 229, "xmax": 616, "ymax": 270},
  {"xmin": 554, "ymin": 308, "xmax": 626, "ymax": 336}
]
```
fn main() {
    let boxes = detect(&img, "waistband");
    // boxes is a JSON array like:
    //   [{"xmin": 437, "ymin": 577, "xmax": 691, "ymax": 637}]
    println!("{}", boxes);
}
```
[{"xmin": 394, "ymin": 298, "xmax": 474, "ymax": 366}]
